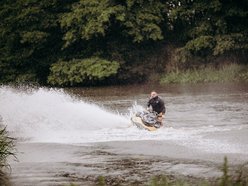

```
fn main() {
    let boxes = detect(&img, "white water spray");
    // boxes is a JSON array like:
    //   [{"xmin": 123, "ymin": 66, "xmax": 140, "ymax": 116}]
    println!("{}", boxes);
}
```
[
  {"xmin": 0, "ymin": 86, "xmax": 129, "ymax": 143},
  {"xmin": 1, "ymin": 86, "xmax": 248, "ymax": 155}
]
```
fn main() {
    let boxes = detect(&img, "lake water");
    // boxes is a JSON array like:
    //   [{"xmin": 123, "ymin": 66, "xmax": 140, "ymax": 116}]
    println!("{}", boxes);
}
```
[{"xmin": 0, "ymin": 83, "xmax": 247, "ymax": 185}]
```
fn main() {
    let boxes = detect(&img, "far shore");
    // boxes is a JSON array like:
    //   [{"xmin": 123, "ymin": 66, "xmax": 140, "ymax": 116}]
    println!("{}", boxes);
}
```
[{"xmin": 159, "ymin": 64, "xmax": 248, "ymax": 84}]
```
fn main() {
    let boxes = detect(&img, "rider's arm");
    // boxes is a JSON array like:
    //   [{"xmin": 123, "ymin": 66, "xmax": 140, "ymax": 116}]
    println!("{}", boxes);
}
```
[{"xmin": 158, "ymin": 98, "xmax": 166, "ymax": 114}]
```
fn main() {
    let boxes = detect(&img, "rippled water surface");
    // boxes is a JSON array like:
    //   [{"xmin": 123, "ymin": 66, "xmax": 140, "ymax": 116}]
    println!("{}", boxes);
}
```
[
  {"xmin": 68, "ymin": 83, "xmax": 248, "ymax": 155},
  {"xmin": 0, "ymin": 83, "xmax": 248, "ymax": 185}
]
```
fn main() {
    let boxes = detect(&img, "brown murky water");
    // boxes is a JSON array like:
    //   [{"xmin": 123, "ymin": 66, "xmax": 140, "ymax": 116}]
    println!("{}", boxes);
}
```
[{"xmin": 0, "ymin": 83, "xmax": 248, "ymax": 185}]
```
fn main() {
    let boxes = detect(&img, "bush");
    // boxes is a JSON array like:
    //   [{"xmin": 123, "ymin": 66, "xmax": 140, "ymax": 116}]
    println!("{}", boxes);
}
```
[{"xmin": 48, "ymin": 57, "xmax": 120, "ymax": 86}]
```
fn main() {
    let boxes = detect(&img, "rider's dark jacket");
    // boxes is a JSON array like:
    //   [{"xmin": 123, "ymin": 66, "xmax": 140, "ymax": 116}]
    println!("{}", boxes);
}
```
[{"xmin": 147, "ymin": 96, "xmax": 166, "ymax": 114}]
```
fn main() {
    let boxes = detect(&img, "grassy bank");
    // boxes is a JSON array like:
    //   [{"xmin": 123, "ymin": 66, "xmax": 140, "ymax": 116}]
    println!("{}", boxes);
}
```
[{"xmin": 160, "ymin": 64, "xmax": 248, "ymax": 84}]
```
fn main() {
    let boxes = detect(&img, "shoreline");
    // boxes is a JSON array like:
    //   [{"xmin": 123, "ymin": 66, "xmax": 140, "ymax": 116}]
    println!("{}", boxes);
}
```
[{"xmin": 159, "ymin": 64, "xmax": 248, "ymax": 84}]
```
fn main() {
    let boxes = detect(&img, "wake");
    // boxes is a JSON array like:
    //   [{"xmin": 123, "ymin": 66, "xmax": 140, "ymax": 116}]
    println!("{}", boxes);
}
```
[
  {"xmin": 0, "ymin": 86, "xmax": 129, "ymax": 143},
  {"xmin": 1, "ymin": 86, "xmax": 247, "ymax": 155}
]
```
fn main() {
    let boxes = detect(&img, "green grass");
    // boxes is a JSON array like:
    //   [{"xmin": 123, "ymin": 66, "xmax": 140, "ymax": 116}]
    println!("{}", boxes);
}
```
[{"xmin": 160, "ymin": 64, "xmax": 248, "ymax": 84}]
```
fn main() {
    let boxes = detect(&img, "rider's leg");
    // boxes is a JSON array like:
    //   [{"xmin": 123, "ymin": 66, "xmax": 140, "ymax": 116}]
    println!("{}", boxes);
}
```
[{"xmin": 157, "ymin": 113, "xmax": 163, "ymax": 126}]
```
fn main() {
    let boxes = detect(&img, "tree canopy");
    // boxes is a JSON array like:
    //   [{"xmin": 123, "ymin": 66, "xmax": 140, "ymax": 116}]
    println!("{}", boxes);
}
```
[
  {"xmin": 0, "ymin": 0, "xmax": 247, "ymax": 86},
  {"xmin": 169, "ymin": 0, "xmax": 248, "ymax": 63}
]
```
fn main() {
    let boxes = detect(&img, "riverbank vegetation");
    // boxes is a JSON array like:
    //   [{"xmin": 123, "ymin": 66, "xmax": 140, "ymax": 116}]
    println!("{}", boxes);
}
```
[
  {"xmin": 1, "ymin": 0, "xmax": 248, "ymax": 86},
  {"xmin": 160, "ymin": 64, "xmax": 248, "ymax": 84},
  {"xmin": 0, "ymin": 126, "xmax": 16, "ymax": 185}
]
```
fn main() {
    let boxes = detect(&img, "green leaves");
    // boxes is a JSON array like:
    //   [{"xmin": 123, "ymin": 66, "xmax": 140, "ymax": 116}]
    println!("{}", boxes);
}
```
[
  {"xmin": 0, "ymin": 0, "xmax": 69, "ymax": 84},
  {"xmin": 0, "ymin": 0, "xmax": 248, "ymax": 85},
  {"xmin": 48, "ymin": 57, "xmax": 120, "ymax": 86},
  {"xmin": 60, "ymin": 0, "xmax": 125, "ymax": 47},
  {"xmin": 214, "ymin": 33, "xmax": 248, "ymax": 55},
  {"xmin": 185, "ymin": 36, "xmax": 215, "ymax": 53},
  {"xmin": 169, "ymin": 0, "xmax": 248, "ymax": 64},
  {"xmin": 122, "ymin": 0, "xmax": 164, "ymax": 42},
  {"xmin": 60, "ymin": 0, "xmax": 165, "ymax": 47},
  {"xmin": 20, "ymin": 31, "xmax": 49, "ymax": 44}
]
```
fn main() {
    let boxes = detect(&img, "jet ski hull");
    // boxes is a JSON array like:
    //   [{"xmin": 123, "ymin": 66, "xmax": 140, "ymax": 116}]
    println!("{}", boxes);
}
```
[{"xmin": 131, "ymin": 115, "xmax": 157, "ymax": 131}]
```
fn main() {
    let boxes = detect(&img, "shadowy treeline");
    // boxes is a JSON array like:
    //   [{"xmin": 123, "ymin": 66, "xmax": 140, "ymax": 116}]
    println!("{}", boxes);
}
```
[{"xmin": 1, "ymin": 0, "xmax": 248, "ymax": 86}]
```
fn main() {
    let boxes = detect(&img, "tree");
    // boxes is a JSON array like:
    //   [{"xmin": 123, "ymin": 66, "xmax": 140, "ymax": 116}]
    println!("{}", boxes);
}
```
[
  {"xmin": 168, "ymin": 0, "xmax": 248, "ymax": 65},
  {"xmin": 1, "ymin": 0, "xmax": 247, "ymax": 85},
  {"xmin": 0, "ymin": 0, "xmax": 71, "ymax": 83},
  {"xmin": 48, "ymin": 57, "xmax": 120, "ymax": 86},
  {"xmin": 60, "ymin": 0, "xmax": 165, "ymax": 47}
]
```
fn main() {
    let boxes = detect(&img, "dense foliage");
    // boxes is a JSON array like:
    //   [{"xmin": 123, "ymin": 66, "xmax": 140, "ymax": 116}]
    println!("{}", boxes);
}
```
[
  {"xmin": 0, "ymin": 0, "xmax": 247, "ymax": 86},
  {"xmin": 48, "ymin": 57, "xmax": 119, "ymax": 86},
  {"xmin": 170, "ymin": 0, "xmax": 248, "ymax": 68}
]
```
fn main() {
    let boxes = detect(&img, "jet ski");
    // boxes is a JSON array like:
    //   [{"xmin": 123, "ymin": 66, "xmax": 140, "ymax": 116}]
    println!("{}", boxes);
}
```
[{"xmin": 131, "ymin": 111, "xmax": 162, "ymax": 131}]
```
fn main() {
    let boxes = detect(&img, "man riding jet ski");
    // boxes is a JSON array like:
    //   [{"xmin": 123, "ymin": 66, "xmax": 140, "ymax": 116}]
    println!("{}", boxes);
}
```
[
  {"xmin": 131, "ymin": 91, "xmax": 166, "ymax": 131},
  {"xmin": 147, "ymin": 91, "xmax": 166, "ymax": 125}
]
